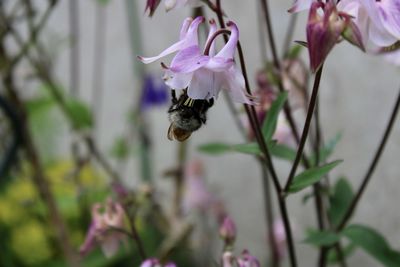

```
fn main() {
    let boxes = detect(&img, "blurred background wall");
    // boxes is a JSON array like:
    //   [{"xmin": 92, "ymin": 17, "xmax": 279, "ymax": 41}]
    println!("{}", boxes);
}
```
[{"xmin": 22, "ymin": 0, "xmax": 400, "ymax": 266}]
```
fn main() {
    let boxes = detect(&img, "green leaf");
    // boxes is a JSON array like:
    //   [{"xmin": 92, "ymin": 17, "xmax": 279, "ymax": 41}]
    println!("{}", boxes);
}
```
[
  {"xmin": 26, "ymin": 96, "xmax": 56, "ymax": 114},
  {"xmin": 97, "ymin": 0, "xmax": 110, "ymax": 5},
  {"xmin": 287, "ymin": 160, "xmax": 343, "ymax": 193},
  {"xmin": 110, "ymin": 137, "xmax": 130, "ymax": 160},
  {"xmin": 328, "ymin": 177, "xmax": 354, "ymax": 227},
  {"xmin": 198, "ymin": 142, "xmax": 261, "ymax": 156},
  {"xmin": 198, "ymin": 143, "xmax": 232, "ymax": 155},
  {"xmin": 286, "ymin": 44, "xmax": 303, "ymax": 59},
  {"xmin": 269, "ymin": 143, "xmax": 297, "ymax": 162},
  {"xmin": 304, "ymin": 231, "xmax": 340, "ymax": 247},
  {"xmin": 261, "ymin": 92, "xmax": 288, "ymax": 141},
  {"xmin": 310, "ymin": 133, "xmax": 342, "ymax": 166},
  {"xmin": 343, "ymin": 224, "xmax": 400, "ymax": 267},
  {"xmin": 231, "ymin": 143, "xmax": 260, "ymax": 155},
  {"xmin": 65, "ymin": 98, "xmax": 93, "ymax": 130},
  {"xmin": 327, "ymin": 243, "xmax": 357, "ymax": 264}
]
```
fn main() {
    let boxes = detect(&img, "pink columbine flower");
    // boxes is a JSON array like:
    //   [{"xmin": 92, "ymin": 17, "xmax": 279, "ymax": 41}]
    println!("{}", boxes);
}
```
[
  {"xmin": 141, "ymin": 258, "xmax": 177, "ymax": 267},
  {"xmin": 138, "ymin": 17, "xmax": 253, "ymax": 104},
  {"xmin": 290, "ymin": 0, "xmax": 400, "ymax": 49},
  {"xmin": 306, "ymin": 2, "xmax": 348, "ymax": 72},
  {"xmin": 80, "ymin": 198, "xmax": 126, "ymax": 258},
  {"xmin": 219, "ymin": 215, "xmax": 237, "ymax": 245},
  {"xmin": 222, "ymin": 250, "xmax": 260, "ymax": 267}
]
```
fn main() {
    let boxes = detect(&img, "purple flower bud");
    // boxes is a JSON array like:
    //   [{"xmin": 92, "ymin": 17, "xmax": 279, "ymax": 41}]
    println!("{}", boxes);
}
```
[
  {"xmin": 145, "ymin": 0, "xmax": 161, "ymax": 17},
  {"xmin": 140, "ymin": 258, "xmax": 177, "ymax": 267},
  {"xmin": 237, "ymin": 250, "xmax": 261, "ymax": 267},
  {"xmin": 219, "ymin": 215, "xmax": 237, "ymax": 245},
  {"xmin": 341, "ymin": 13, "xmax": 365, "ymax": 52},
  {"xmin": 306, "ymin": 2, "xmax": 346, "ymax": 72}
]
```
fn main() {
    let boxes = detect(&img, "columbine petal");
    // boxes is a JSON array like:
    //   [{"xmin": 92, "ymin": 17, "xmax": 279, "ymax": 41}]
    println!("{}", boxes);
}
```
[
  {"xmin": 138, "ymin": 40, "xmax": 186, "ymax": 64},
  {"xmin": 182, "ymin": 16, "xmax": 204, "ymax": 47},
  {"xmin": 237, "ymin": 250, "xmax": 261, "ymax": 267},
  {"xmin": 187, "ymin": 68, "xmax": 216, "ymax": 99},
  {"xmin": 377, "ymin": 0, "xmax": 400, "ymax": 39},
  {"xmin": 288, "ymin": 0, "xmax": 314, "ymax": 13},
  {"xmin": 223, "ymin": 66, "xmax": 253, "ymax": 104},
  {"xmin": 164, "ymin": 70, "xmax": 194, "ymax": 89},
  {"xmin": 100, "ymin": 236, "xmax": 120, "ymax": 258},
  {"xmin": 141, "ymin": 259, "xmax": 159, "ymax": 267},
  {"xmin": 170, "ymin": 46, "xmax": 209, "ymax": 73},
  {"xmin": 204, "ymin": 19, "xmax": 218, "ymax": 56},
  {"xmin": 205, "ymin": 57, "xmax": 234, "ymax": 72},
  {"xmin": 216, "ymin": 21, "xmax": 239, "ymax": 59},
  {"xmin": 180, "ymin": 17, "xmax": 193, "ymax": 40}
]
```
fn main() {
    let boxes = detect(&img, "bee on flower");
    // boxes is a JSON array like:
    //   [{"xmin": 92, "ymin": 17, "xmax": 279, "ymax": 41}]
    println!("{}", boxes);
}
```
[{"xmin": 138, "ymin": 16, "xmax": 254, "ymax": 141}]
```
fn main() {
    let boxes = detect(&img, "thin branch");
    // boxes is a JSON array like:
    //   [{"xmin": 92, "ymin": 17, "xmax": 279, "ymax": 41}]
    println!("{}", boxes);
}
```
[
  {"xmin": 284, "ymin": 65, "xmax": 324, "ymax": 191},
  {"xmin": 337, "ymin": 86, "xmax": 400, "ymax": 231}
]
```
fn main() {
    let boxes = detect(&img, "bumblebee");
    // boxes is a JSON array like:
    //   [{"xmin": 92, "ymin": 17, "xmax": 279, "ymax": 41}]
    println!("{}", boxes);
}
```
[{"xmin": 167, "ymin": 89, "xmax": 214, "ymax": 141}]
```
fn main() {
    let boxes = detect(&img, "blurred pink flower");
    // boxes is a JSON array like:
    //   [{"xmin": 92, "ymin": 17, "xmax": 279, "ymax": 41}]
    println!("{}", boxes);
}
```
[
  {"xmin": 182, "ymin": 159, "xmax": 215, "ymax": 212},
  {"xmin": 164, "ymin": 0, "xmax": 202, "ymax": 11},
  {"xmin": 80, "ymin": 198, "xmax": 126, "ymax": 258},
  {"xmin": 219, "ymin": 215, "xmax": 237, "ymax": 245},
  {"xmin": 222, "ymin": 250, "xmax": 260, "ymax": 267},
  {"xmin": 273, "ymin": 112, "xmax": 296, "ymax": 147},
  {"xmin": 272, "ymin": 218, "xmax": 287, "ymax": 261},
  {"xmin": 139, "ymin": 17, "xmax": 253, "ymax": 104},
  {"xmin": 141, "ymin": 258, "xmax": 176, "ymax": 267}
]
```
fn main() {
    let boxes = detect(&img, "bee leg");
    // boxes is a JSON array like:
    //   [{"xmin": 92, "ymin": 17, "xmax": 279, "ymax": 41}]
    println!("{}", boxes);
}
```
[
  {"xmin": 208, "ymin": 98, "xmax": 214, "ymax": 108},
  {"xmin": 171, "ymin": 90, "xmax": 178, "ymax": 104}
]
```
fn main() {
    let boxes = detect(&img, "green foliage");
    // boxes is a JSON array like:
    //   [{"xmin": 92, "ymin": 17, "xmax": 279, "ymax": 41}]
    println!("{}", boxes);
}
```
[
  {"xmin": 269, "ymin": 143, "xmax": 297, "ymax": 162},
  {"xmin": 287, "ymin": 160, "xmax": 343, "ymax": 193},
  {"xmin": 327, "ymin": 243, "xmax": 357, "ymax": 265},
  {"xmin": 198, "ymin": 142, "xmax": 261, "ymax": 156},
  {"xmin": 304, "ymin": 230, "xmax": 340, "ymax": 247},
  {"xmin": 110, "ymin": 137, "xmax": 130, "ymax": 160},
  {"xmin": 310, "ymin": 133, "xmax": 342, "ymax": 166},
  {"xmin": 286, "ymin": 44, "xmax": 304, "ymax": 59},
  {"xmin": 65, "ymin": 98, "xmax": 93, "ymax": 130},
  {"xmin": 97, "ymin": 0, "xmax": 111, "ymax": 5},
  {"xmin": 262, "ymin": 92, "xmax": 288, "ymax": 141},
  {"xmin": 343, "ymin": 224, "xmax": 400, "ymax": 267},
  {"xmin": 328, "ymin": 177, "xmax": 354, "ymax": 227}
]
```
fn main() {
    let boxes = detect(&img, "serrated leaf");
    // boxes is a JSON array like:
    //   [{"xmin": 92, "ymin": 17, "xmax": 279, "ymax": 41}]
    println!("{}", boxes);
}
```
[
  {"xmin": 310, "ymin": 133, "xmax": 342, "ymax": 166},
  {"xmin": 304, "ymin": 231, "xmax": 340, "ymax": 247},
  {"xmin": 287, "ymin": 160, "xmax": 343, "ymax": 193},
  {"xmin": 328, "ymin": 177, "xmax": 354, "ymax": 227},
  {"xmin": 343, "ymin": 224, "xmax": 400, "ymax": 267},
  {"xmin": 65, "ymin": 98, "xmax": 93, "ymax": 130},
  {"xmin": 262, "ymin": 92, "xmax": 288, "ymax": 141}
]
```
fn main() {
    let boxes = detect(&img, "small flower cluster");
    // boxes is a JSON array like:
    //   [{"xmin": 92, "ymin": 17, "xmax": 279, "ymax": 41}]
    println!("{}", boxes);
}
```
[{"xmin": 80, "ymin": 198, "xmax": 126, "ymax": 258}]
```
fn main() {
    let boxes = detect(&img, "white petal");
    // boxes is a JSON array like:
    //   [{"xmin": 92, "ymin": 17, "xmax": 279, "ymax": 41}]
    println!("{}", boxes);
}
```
[
  {"xmin": 164, "ymin": 70, "xmax": 193, "ymax": 89},
  {"xmin": 187, "ymin": 69, "xmax": 216, "ymax": 99},
  {"xmin": 223, "ymin": 66, "xmax": 253, "ymax": 104},
  {"xmin": 138, "ymin": 40, "xmax": 185, "ymax": 64}
]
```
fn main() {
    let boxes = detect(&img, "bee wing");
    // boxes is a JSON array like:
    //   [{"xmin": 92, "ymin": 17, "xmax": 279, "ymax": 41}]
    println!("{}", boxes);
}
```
[
  {"xmin": 167, "ymin": 123, "xmax": 175, "ymax": 141},
  {"xmin": 176, "ymin": 130, "xmax": 191, "ymax": 142}
]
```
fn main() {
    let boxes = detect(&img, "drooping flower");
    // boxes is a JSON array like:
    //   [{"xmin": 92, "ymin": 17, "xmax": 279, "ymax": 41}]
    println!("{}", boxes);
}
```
[
  {"xmin": 164, "ymin": 0, "xmax": 202, "ymax": 12},
  {"xmin": 290, "ymin": 0, "xmax": 400, "ymax": 50},
  {"xmin": 219, "ymin": 215, "xmax": 237, "ymax": 246},
  {"xmin": 145, "ymin": 0, "xmax": 202, "ymax": 15},
  {"xmin": 222, "ymin": 250, "xmax": 260, "ymax": 267},
  {"xmin": 80, "ymin": 199, "xmax": 126, "ymax": 258},
  {"xmin": 306, "ymin": 2, "xmax": 348, "ymax": 72},
  {"xmin": 145, "ymin": 0, "xmax": 161, "ymax": 16},
  {"xmin": 140, "ymin": 258, "xmax": 177, "ymax": 267},
  {"xmin": 140, "ymin": 74, "xmax": 169, "ymax": 111},
  {"xmin": 138, "ymin": 17, "xmax": 253, "ymax": 104}
]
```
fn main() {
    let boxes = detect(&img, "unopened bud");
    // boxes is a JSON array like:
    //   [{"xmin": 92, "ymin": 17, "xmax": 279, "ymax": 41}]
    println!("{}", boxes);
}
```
[{"xmin": 219, "ymin": 216, "xmax": 237, "ymax": 246}]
